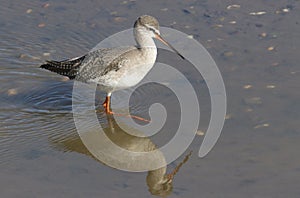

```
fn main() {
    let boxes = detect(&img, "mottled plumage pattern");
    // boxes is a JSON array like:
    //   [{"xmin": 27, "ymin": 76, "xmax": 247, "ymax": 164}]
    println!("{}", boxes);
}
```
[
  {"xmin": 40, "ymin": 55, "xmax": 86, "ymax": 79},
  {"xmin": 75, "ymin": 46, "xmax": 137, "ymax": 82},
  {"xmin": 40, "ymin": 46, "xmax": 139, "ymax": 83}
]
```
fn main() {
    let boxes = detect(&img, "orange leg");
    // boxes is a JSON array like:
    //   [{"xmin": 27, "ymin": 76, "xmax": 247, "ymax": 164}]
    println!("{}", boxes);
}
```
[
  {"xmin": 102, "ymin": 95, "xmax": 112, "ymax": 114},
  {"xmin": 102, "ymin": 94, "xmax": 150, "ymax": 122}
]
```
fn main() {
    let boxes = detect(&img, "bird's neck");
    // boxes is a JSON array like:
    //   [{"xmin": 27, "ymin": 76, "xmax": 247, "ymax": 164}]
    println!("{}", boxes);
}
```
[{"xmin": 134, "ymin": 30, "xmax": 157, "ymax": 50}]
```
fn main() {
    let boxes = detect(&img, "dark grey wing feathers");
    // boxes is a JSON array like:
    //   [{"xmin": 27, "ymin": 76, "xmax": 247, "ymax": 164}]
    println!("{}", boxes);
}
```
[
  {"xmin": 40, "ymin": 46, "xmax": 137, "ymax": 82},
  {"xmin": 75, "ymin": 47, "xmax": 136, "ymax": 82},
  {"xmin": 40, "ymin": 55, "xmax": 86, "ymax": 79}
]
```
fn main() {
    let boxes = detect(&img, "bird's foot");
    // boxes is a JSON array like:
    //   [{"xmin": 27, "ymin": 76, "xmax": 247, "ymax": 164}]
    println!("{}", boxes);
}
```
[{"xmin": 102, "ymin": 96, "xmax": 149, "ymax": 122}]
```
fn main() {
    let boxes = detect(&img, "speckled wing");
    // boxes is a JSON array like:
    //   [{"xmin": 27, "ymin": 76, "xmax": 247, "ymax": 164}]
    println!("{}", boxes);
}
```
[
  {"xmin": 75, "ymin": 46, "xmax": 137, "ymax": 83},
  {"xmin": 40, "ymin": 55, "xmax": 86, "ymax": 79}
]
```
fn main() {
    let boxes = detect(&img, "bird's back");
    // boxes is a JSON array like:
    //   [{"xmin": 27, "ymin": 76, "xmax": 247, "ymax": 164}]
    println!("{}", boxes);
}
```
[
  {"xmin": 75, "ymin": 46, "xmax": 137, "ymax": 82},
  {"xmin": 40, "ymin": 46, "xmax": 137, "ymax": 80},
  {"xmin": 40, "ymin": 45, "xmax": 157, "ymax": 93}
]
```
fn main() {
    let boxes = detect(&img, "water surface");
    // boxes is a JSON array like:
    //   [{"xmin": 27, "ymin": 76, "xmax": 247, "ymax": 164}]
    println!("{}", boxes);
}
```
[{"xmin": 1, "ymin": 0, "xmax": 300, "ymax": 197}]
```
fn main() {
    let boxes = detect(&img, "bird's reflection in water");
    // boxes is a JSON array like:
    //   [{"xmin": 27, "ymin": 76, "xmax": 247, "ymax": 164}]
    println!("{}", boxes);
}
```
[{"xmin": 49, "ymin": 113, "xmax": 192, "ymax": 197}]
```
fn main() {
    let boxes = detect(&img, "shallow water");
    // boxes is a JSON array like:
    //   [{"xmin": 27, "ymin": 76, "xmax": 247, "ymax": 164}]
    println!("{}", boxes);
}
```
[{"xmin": 1, "ymin": 0, "xmax": 300, "ymax": 197}]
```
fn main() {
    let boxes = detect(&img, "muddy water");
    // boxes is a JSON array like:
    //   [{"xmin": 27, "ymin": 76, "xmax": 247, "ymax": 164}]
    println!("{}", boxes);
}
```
[{"xmin": 1, "ymin": 0, "xmax": 300, "ymax": 197}]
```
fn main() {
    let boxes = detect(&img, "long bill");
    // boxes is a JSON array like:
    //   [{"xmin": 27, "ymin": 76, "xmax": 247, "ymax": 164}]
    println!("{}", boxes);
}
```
[{"xmin": 155, "ymin": 33, "xmax": 185, "ymax": 60}]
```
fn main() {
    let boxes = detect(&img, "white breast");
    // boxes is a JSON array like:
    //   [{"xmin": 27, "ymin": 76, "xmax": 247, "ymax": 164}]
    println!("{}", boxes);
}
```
[{"xmin": 116, "ymin": 48, "xmax": 157, "ymax": 89}]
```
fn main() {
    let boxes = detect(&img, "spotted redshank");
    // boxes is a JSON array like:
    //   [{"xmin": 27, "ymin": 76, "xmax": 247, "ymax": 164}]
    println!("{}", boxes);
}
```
[{"xmin": 40, "ymin": 15, "xmax": 184, "ymax": 118}]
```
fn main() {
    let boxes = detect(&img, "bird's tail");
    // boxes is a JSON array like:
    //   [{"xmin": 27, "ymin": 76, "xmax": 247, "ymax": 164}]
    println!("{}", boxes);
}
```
[{"xmin": 40, "ymin": 55, "xmax": 86, "ymax": 79}]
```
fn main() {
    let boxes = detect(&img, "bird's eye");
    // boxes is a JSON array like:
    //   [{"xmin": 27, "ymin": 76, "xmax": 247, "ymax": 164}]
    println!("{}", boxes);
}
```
[
  {"xmin": 148, "ymin": 27, "xmax": 158, "ymax": 34},
  {"xmin": 149, "ymin": 27, "xmax": 155, "ymax": 32}
]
